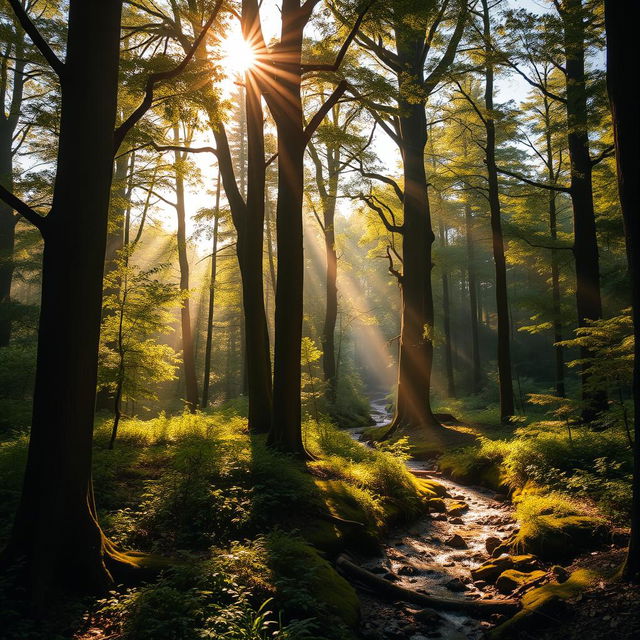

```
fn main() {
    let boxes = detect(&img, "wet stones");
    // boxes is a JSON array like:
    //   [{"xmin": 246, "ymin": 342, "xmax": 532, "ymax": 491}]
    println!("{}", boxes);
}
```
[
  {"xmin": 445, "ymin": 533, "xmax": 468, "ymax": 549},
  {"xmin": 428, "ymin": 498, "xmax": 447, "ymax": 513},
  {"xmin": 447, "ymin": 501, "xmax": 470, "ymax": 517},
  {"xmin": 445, "ymin": 577, "xmax": 469, "ymax": 592},
  {"xmin": 485, "ymin": 536, "xmax": 501, "ymax": 555},
  {"xmin": 470, "ymin": 554, "xmax": 538, "ymax": 583}
]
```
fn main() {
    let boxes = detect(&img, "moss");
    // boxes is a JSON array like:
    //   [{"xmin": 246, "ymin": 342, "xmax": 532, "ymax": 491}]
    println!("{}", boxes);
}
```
[
  {"xmin": 446, "ymin": 500, "xmax": 469, "ymax": 516},
  {"xmin": 267, "ymin": 534, "xmax": 360, "ymax": 629},
  {"xmin": 495, "ymin": 569, "xmax": 547, "ymax": 594},
  {"xmin": 490, "ymin": 569, "xmax": 601, "ymax": 638},
  {"xmin": 428, "ymin": 497, "xmax": 447, "ymax": 513},
  {"xmin": 471, "ymin": 554, "xmax": 538, "ymax": 583},
  {"xmin": 438, "ymin": 442, "xmax": 509, "ymax": 491}
]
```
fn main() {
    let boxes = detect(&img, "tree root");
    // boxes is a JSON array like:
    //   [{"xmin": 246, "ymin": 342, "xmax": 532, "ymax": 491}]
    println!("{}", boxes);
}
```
[
  {"xmin": 319, "ymin": 513, "xmax": 367, "ymax": 528},
  {"xmin": 336, "ymin": 555, "xmax": 519, "ymax": 614}
]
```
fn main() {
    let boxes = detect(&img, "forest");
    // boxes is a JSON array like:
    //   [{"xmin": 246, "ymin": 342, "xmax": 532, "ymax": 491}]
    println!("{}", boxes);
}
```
[{"xmin": 0, "ymin": 0, "xmax": 638, "ymax": 638}]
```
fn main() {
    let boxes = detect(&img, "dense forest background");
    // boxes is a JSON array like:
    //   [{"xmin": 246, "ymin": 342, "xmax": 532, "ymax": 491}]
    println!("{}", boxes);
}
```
[{"xmin": 0, "ymin": 1, "xmax": 638, "ymax": 639}]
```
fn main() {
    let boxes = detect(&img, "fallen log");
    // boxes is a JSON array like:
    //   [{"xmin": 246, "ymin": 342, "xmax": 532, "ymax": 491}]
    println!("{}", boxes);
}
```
[{"xmin": 336, "ymin": 555, "xmax": 519, "ymax": 614}]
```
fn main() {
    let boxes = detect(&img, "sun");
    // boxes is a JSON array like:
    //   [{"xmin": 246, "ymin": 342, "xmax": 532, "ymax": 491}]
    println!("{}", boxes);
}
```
[{"xmin": 222, "ymin": 31, "xmax": 256, "ymax": 77}]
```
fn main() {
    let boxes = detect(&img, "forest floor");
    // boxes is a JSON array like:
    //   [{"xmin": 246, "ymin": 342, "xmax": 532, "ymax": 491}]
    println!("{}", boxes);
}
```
[{"xmin": 341, "ymin": 396, "xmax": 634, "ymax": 640}]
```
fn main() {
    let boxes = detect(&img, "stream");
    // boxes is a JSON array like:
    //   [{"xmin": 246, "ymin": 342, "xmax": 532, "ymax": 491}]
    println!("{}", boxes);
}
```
[{"xmin": 345, "ymin": 395, "xmax": 517, "ymax": 640}]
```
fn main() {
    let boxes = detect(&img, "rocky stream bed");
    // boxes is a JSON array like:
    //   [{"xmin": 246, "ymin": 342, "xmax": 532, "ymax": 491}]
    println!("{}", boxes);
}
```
[{"xmin": 342, "ymin": 398, "xmax": 527, "ymax": 639}]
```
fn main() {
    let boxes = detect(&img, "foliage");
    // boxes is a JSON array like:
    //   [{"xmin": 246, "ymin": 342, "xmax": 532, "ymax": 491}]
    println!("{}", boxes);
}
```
[{"xmin": 98, "ymin": 255, "xmax": 182, "ymax": 412}]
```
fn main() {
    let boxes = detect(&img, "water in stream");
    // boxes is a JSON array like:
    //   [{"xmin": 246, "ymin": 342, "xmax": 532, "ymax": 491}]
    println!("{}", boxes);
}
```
[{"xmin": 346, "ymin": 395, "xmax": 517, "ymax": 639}]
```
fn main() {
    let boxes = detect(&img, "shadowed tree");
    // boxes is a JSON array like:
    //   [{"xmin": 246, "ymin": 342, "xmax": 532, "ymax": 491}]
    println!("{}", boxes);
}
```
[{"xmin": 604, "ymin": 0, "xmax": 640, "ymax": 583}]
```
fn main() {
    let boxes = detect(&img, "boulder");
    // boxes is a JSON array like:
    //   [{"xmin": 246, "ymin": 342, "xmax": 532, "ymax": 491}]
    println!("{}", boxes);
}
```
[
  {"xmin": 428, "ymin": 498, "xmax": 447, "ymax": 513},
  {"xmin": 495, "ymin": 569, "xmax": 547, "ymax": 594},
  {"xmin": 445, "ymin": 534, "xmax": 468, "ymax": 549},
  {"xmin": 471, "ymin": 554, "xmax": 538, "ymax": 583},
  {"xmin": 447, "ymin": 500, "xmax": 470, "ymax": 517}
]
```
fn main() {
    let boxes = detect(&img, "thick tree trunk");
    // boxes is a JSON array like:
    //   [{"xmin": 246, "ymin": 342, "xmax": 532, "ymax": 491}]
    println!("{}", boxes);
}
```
[
  {"xmin": 0, "ymin": 126, "xmax": 16, "ymax": 347},
  {"xmin": 0, "ymin": 1, "xmax": 137, "ymax": 599},
  {"xmin": 438, "ymin": 219, "xmax": 456, "ymax": 398},
  {"xmin": 267, "ymin": 1, "xmax": 307, "ymax": 455},
  {"xmin": 238, "ymin": 64, "xmax": 272, "ymax": 432},
  {"xmin": 201, "ymin": 173, "xmax": 220, "ymax": 409},
  {"xmin": 173, "ymin": 127, "xmax": 199, "ymax": 411},
  {"xmin": 604, "ymin": 0, "xmax": 640, "ymax": 582},
  {"xmin": 482, "ymin": 0, "xmax": 514, "ymax": 422},
  {"xmin": 388, "ymin": 99, "xmax": 439, "ymax": 434},
  {"xmin": 560, "ymin": 0, "xmax": 605, "ymax": 418},
  {"xmin": 465, "ymin": 201, "xmax": 482, "ymax": 394}
]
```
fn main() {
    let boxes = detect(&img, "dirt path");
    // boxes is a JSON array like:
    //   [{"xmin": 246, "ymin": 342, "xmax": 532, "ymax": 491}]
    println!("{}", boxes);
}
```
[{"xmin": 345, "ymin": 397, "xmax": 517, "ymax": 639}]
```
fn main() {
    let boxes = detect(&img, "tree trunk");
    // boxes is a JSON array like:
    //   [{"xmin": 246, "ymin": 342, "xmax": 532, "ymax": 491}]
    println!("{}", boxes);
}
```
[
  {"xmin": 482, "ymin": 0, "xmax": 514, "ymax": 422},
  {"xmin": 438, "ymin": 219, "xmax": 456, "ymax": 398},
  {"xmin": 465, "ymin": 201, "xmax": 482, "ymax": 394},
  {"xmin": 173, "ymin": 125, "xmax": 199, "ymax": 411},
  {"xmin": 560, "ymin": 0, "xmax": 605, "ymax": 418},
  {"xmin": 0, "ymin": 1, "xmax": 138, "ymax": 599},
  {"xmin": 542, "ymin": 97, "xmax": 566, "ymax": 397},
  {"xmin": 0, "ymin": 31, "xmax": 24, "ymax": 347},
  {"xmin": 604, "ymin": 0, "xmax": 640, "ymax": 582},
  {"xmin": 267, "ymin": 0, "xmax": 307, "ymax": 455},
  {"xmin": 201, "ymin": 172, "xmax": 221, "ymax": 409},
  {"xmin": 0, "ymin": 125, "xmax": 16, "ymax": 347},
  {"xmin": 237, "ymin": 59, "xmax": 272, "ymax": 432}
]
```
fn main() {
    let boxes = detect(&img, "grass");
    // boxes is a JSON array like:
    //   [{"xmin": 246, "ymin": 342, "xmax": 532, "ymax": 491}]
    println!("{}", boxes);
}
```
[{"xmin": 0, "ymin": 410, "xmax": 430, "ymax": 640}]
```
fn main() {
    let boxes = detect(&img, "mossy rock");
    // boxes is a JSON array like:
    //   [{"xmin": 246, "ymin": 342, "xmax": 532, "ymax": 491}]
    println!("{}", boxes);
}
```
[
  {"xmin": 471, "ymin": 554, "xmax": 538, "ymax": 583},
  {"xmin": 438, "ymin": 454, "xmax": 506, "ymax": 492},
  {"xmin": 490, "ymin": 569, "xmax": 601, "ymax": 639},
  {"xmin": 494, "ymin": 515, "xmax": 607, "ymax": 561},
  {"xmin": 268, "ymin": 536, "xmax": 361, "ymax": 629},
  {"xmin": 447, "ymin": 500, "xmax": 469, "ymax": 516},
  {"xmin": 415, "ymin": 478, "xmax": 448, "ymax": 498},
  {"xmin": 495, "ymin": 569, "xmax": 547, "ymax": 594},
  {"xmin": 428, "ymin": 498, "xmax": 447, "ymax": 513}
]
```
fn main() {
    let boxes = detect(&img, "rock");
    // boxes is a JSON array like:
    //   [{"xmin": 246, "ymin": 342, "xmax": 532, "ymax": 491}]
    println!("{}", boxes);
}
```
[
  {"xmin": 432, "ymin": 513, "xmax": 448, "ymax": 521},
  {"xmin": 398, "ymin": 565, "xmax": 418, "ymax": 576},
  {"xmin": 369, "ymin": 566, "xmax": 388, "ymax": 574},
  {"xmin": 485, "ymin": 536, "xmax": 501, "ymax": 555},
  {"xmin": 471, "ymin": 554, "xmax": 537, "ymax": 583},
  {"xmin": 550, "ymin": 565, "xmax": 570, "ymax": 583},
  {"xmin": 383, "ymin": 571, "xmax": 400, "ymax": 581},
  {"xmin": 473, "ymin": 580, "xmax": 488, "ymax": 589},
  {"xmin": 445, "ymin": 534, "xmax": 468, "ymax": 549},
  {"xmin": 428, "ymin": 498, "xmax": 447, "ymax": 513},
  {"xmin": 444, "ymin": 577, "xmax": 468, "ymax": 592},
  {"xmin": 449, "ymin": 517, "xmax": 464, "ymax": 524},
  {"xmin": 493, "ymin": 493, "xmax": 508, "ymax": 502},
  {"xmin": 414, "ymin": 608, "xmax": 439, "ymax": 624},
  {"xmin": 496, "ymin": 569, "xmax": 547, "ymax": 594},
  {"xmin": 447, "ymin": 501, "xmax": 470, "ymax": 517}
]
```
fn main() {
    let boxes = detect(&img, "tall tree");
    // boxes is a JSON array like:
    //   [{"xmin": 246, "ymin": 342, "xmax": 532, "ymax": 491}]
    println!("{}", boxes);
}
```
[
  {"xmin": 0, "ymin": 0, "xmax": 129, "ymax": 597},
  {"xmin": 350, "ymin": 0, "xmax": 468, "ymax": 439},
  {"xmin": 604, "ymin": 0, "xmax": 640, "ymax": 582}
]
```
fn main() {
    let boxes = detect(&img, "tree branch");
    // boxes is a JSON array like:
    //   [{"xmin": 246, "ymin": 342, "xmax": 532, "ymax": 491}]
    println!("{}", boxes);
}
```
[
  {"xmin": 7, "ymin": 0, "xmax": 64, "ymax": 78},
  {"xmin": 301, "ymin": 0, "xmax": 374, "ymax": 74},
  {"xmin": 0, "ymin": 184, "xmax": 45, "ymax": 231},
  {"xmin": 385, "ymin": 245, "xmax": 403, "ymax": 282},
  {"xmin": 497, "ymin": 166, "xmax": 571, "ymax": 193},
  {"xmin": 113, "ymin": 0, "xmax": 223, "ymax": 153},
  {"xmin": 359, "ymin": 194, "xmax": 403, "ymax": 234},
  {"xmin": 304, "ymin": 80, "xmax": 348, "ymax": 142}
]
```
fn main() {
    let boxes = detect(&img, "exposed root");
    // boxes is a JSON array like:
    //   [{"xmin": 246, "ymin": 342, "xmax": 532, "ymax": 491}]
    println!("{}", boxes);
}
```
[{"xmin": 336, "ymin": 554, "xmax": 519, "ymax": 614}]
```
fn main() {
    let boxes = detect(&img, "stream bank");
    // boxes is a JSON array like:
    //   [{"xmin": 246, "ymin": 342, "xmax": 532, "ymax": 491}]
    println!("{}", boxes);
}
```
[{"xmin": 342, "ymin": 396, "xmax": 519, "ymax": 638}]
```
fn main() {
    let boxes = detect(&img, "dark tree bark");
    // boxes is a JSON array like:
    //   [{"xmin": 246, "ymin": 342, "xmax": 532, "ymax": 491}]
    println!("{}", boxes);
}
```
[
  {"xmin": 438, "ymin": 219, "xmax": 456, "ymax": 398},
  {"xmin": 559, "ymin": 0, "xmax": 605, "ymax": 418},
  {"xmin": 481, "ymin": 0, "xmax": 514, "ymax": 422},
  {"xmin": 604, "ymin": 0, "xmax": 640, "ymax": 582},
  {"xmin": 173, "ymin": 125, "xmax": 199, "ymax": 412},
  {"xmin": 541, "ymin": 92, "xmax": 566, "ymax": 397},
  {"xmin": 0, "ymin": 0, "xmax": 143, "ymax": 599},
  {"xmin": 465, "ymin": 201, "xmax": 482, "ymax": 394},
  {"xmin": 0, "ymin": 25, "xmax": 25, "ymax": 347},
  {"xmin": 308, "ymin": 138, "xmax": 339, "ymax": 403},
  {"xmin": 202, "ymin": 173, "xmax": 221, "ymax": 409}
]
